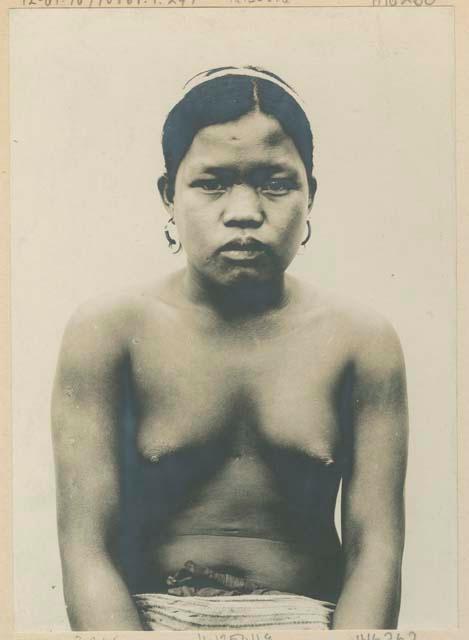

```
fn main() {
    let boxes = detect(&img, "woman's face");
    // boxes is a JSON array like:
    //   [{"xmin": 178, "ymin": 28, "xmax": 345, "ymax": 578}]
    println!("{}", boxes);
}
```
[{"xmin": 166, "ymin": 110, "xmax": 313, "ymax": 288}]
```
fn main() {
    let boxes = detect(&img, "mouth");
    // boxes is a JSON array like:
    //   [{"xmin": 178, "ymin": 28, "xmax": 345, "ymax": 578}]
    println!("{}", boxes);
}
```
[{"xmin": 219, "ymin": 238, "xmax": 268, "ymax": 261}]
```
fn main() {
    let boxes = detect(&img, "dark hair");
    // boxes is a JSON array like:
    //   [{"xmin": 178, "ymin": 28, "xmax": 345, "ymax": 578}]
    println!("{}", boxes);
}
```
[{"xmin": 160, "ymin": 70, "xmax": 315, "ymax": 201}]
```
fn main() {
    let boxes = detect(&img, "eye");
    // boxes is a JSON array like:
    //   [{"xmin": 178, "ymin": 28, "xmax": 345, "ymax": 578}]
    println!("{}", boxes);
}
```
[
  {"xmin": 261, "ymin": 178, "xmax": 296, "ymax": 195},
  {"xmin": 193, "ymin": 179, "xmax": 226, "ymax": 193}
]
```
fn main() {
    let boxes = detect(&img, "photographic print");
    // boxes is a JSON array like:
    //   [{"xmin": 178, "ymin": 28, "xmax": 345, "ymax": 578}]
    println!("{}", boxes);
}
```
[{"xmin": 6, "ymin": 2, "xmax": 459, "ymax": 634}]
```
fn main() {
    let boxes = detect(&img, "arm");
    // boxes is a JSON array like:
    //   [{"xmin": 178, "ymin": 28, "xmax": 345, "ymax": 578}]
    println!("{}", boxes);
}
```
[
  {"xmin": 332, "ymin": 318, "xmax": 408, "ymax": 629},
  {"xmin": 51, "ymin": 303, "xmax": 143, "ymax": 631}
]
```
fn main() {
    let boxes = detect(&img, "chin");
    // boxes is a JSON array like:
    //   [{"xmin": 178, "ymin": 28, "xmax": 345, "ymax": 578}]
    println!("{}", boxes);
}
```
[{"xmin": 214, "ymin": 266, "xmax": 280, "ymax": 289}]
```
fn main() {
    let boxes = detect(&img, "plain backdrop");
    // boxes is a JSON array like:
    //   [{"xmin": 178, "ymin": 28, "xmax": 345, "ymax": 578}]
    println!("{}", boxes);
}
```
[{"xmin": 10, "ymin": 6, "xmax": 456, "ymax": 631}]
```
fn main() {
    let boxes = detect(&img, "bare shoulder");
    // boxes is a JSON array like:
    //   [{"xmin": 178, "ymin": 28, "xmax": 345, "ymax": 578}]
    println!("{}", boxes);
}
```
[
  {"xmin": 65, "ymin": 273, "xmax": 178, "ymax": 337},
  {"xmin": 57, "ymin": 280, "xmax": 171, "ymax": 373},
  {"xmin": 294, "ymin": 278, "xmax": 405, "ymax": 372},
  {"xmin": 333, "ymin": 295, "xmax": 403, "ymax": 366},
  {"xmin": 60, "ymin": 293, "xmax": 137, "ymax": 361},
  {"xmin": 337, "ymin": 298, "xmax": 405, "ymax": 374}
]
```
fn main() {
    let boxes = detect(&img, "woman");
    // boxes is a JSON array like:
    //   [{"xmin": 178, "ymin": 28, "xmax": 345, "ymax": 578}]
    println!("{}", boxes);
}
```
[{"xmin": 52, "ymin": 66, "xmax": 408, "ymax": 631}]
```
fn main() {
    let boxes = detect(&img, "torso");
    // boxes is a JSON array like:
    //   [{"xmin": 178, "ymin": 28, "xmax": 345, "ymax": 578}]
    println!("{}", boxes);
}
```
[{"xmin": 116, "ymin": 275, "xmax": 356, "ymax": 602}]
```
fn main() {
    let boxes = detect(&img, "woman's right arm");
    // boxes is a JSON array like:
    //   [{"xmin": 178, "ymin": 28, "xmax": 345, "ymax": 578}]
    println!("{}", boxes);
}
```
[{"xmin": 51, "ymin": 304, "xmax": 143, "ymax": 631}]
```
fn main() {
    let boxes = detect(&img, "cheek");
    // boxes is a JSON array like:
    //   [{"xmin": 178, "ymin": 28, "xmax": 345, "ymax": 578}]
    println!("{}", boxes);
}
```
[
  {"xmin": 173, "ymin": 193, "xmax": 197, "ymax": 232},
  {"xmin": 173, "ymin": 200, "xmax": 213, "ymax": 255},
  {"xmin": 276, "ymin": 200, "xmax": 308, "ymax": 241}
]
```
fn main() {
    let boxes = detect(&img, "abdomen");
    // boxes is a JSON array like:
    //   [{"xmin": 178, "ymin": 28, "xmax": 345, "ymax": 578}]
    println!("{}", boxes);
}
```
[
  {"xmin": 151, "ymin": 531, "xmax": 342, "ymax": 601},
  {"xmin": 136, "ymin": 453, "xmax": 343, "ymax": 600}
]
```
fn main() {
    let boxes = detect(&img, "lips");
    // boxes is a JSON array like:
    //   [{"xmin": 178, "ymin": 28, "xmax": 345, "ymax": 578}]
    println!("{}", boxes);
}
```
[
  {"xmin": 219, "ymin": 238, "xmax": 267, "ymax": 261},
  {"xmin": 220, "ymin": 238, "xmax": 266, "ymax": 251}
]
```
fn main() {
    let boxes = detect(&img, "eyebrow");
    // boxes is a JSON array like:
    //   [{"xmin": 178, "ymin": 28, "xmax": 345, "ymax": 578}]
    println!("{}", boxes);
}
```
[{"xmin": 194, "ymin": 163, "xmax": 299, "ymax": 176}]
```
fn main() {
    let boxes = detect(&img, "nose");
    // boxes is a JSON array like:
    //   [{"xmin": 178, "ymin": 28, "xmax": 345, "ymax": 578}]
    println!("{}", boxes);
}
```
[{"xmin": 223, "ymin": 185, "xmax": 264, "ymax": 229}]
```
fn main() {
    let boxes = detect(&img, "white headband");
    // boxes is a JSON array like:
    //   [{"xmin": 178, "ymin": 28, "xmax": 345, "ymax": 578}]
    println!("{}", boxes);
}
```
[{"xmin": 182, "ymin": 66, "xmax": 308, "ymax": 115}]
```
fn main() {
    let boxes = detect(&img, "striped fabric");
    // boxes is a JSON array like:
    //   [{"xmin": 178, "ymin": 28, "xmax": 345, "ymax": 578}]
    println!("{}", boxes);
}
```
[{"xmin": 132, "ymin": 593, "xmax": 335, "ymax": 631}]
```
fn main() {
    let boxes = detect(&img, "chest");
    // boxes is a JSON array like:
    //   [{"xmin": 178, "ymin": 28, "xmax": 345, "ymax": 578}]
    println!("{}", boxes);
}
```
[{"xmin": 129, "ymin": 315, "xmax": 346, "ymax": 465}]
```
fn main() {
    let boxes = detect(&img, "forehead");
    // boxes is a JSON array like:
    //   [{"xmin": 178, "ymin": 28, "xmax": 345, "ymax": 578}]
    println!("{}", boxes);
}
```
[{"xmin": 181, "ymin": 111, "xmax": 304, "ymax": 174}]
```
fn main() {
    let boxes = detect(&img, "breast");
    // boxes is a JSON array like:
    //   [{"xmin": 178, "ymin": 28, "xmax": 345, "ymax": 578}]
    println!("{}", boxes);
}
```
[
  {"xmin": 247, "ymin": 363, "xmax": 343, "ymax": 467},
  {"xmin": 133, "ymin": 358, "xmax": 243, "ymax": 464},
  {"xmin": 130, "ymin": 322, "xmax": 344, "ymax": 470}
]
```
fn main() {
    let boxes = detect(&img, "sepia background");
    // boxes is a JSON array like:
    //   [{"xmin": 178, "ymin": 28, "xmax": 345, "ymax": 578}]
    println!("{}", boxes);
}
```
[{"xmin": 10, "ymin": 6, "xmax": 456, "ymax": 631}]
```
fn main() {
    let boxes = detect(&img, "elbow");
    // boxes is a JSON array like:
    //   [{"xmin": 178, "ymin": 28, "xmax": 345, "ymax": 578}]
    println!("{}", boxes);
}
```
[
  {"xmin": 60, "ymin": 551, "xmax": 122, "ymax": 630},
  {"xmin": 60, "ymin": 546, "xmax": 115, "ymax": 599},
  {"xmin": 343, "ymin": 534, "xmax": 404, "ymax": 579},
  {"xmin": 61, "ymin": 572, "xmax": 83, "ymax": 631}
]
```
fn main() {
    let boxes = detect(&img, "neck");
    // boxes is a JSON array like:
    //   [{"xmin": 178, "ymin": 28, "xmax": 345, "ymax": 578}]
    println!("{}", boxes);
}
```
[{"xmin": 182, "ymin": 266, "xmax": 290, "ymax": 319}]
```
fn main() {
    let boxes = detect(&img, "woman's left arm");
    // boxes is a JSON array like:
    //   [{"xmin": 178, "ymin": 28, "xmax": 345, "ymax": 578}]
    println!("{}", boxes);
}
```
[{"xmin": 332, "ymin": 318, "xmax": 409, "ymax": 630}]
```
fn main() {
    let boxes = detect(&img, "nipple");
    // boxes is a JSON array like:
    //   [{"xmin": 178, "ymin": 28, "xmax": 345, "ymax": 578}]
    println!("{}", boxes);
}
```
[{"xmin": 143, "ymin": 441, "xmax": 175, "ymax": 464}]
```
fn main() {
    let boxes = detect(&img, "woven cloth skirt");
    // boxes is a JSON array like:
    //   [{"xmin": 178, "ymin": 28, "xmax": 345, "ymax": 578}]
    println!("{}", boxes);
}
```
[{"xmin": 132, "ymin": 592, "xmax": 335, "ymax": 631}]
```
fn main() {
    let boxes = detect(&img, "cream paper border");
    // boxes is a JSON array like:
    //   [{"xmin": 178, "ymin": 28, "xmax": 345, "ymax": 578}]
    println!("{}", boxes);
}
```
[{"xmin": 1, "ymin": 1, "xmax": 467, "ymax": 639}]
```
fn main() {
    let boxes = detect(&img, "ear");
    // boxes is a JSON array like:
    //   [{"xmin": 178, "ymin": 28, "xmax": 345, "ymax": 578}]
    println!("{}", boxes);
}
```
[
  {"xmin": 308, "ymin": 176, "xmax": 317, "ymax": 212},
  {"xmin": 157, "ymin": 174, "xmax": 174, "ymax": 216}
]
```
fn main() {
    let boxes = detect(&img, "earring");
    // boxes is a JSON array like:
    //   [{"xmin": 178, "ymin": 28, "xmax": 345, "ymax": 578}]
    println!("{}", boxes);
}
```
[
  {"xmin": 164, "ymin": 217, "xmax": 182, "ymax": 255},
  {"xmin": 298, "ymin": 220, "xmax": 312, "ymax": 255}
]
